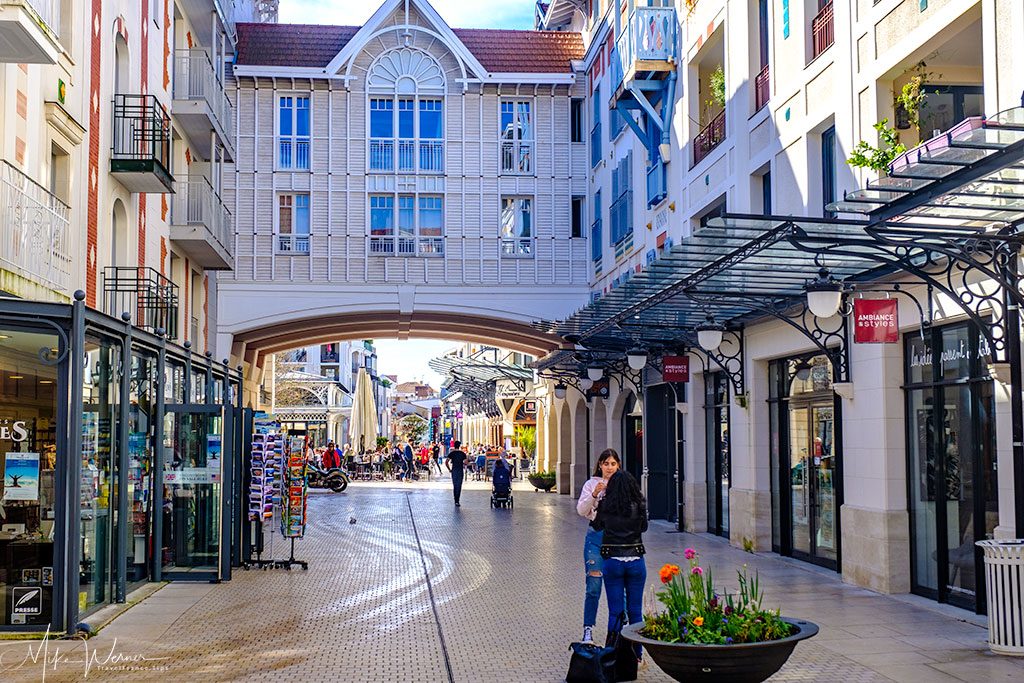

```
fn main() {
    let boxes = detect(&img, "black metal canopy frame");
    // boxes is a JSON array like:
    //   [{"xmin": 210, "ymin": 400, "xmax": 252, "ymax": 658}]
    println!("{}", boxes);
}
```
[
  {"xmin": 430, "ymin": 348, "xmax": 533, "ymax": 418},
  {"xmin": 534, "ymin": 106, "xmax": 1024, "ymax": 534}
]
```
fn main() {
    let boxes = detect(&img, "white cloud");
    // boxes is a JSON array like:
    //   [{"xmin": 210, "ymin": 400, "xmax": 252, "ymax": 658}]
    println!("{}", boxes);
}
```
[{"xmin": 279, "ymin": 0, "xmax": 533, "ymax": 29}]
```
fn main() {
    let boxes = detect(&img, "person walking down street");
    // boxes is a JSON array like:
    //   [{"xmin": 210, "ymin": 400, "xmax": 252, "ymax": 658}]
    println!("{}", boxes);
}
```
[
  {"xmin": 446, "ymin": 440, "xmax": 468, "ymax": 507},
  {"xmin": 322, "ymin": 441, "xmax": 342, "ymax": 470},
  {"xmin": 404, "ymin": 441, "xmax": 416, "ymax": 481},
  {"xmin": 474, "ymin": 451, "xmax": 487, "ymax": 481},
  {"xmin": 594, "ymin": 469, "xmax": 648, "ymax": 667},
  {"xmin": 432, "ymin": 442, "xmax": 443, "ymax": 475},
  {"xmin": 576, "ymin": 448, "xmax": 621, "ymax": 645}
]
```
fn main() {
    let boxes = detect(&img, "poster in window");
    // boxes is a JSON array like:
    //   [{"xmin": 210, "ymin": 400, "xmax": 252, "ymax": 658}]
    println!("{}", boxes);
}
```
[{"xmin": 2, "ymin": 452, "xmax": 40, "ymax": 501}]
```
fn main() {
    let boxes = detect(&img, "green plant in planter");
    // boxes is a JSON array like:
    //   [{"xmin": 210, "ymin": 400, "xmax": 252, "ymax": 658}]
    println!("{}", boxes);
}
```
[
  {"xmin": 703, "ymin": 64, "xmax": 726, "ymax": 123},
  {"xmin": 895, "ymin": 61, "xmax": 934, "ymax": 132},
  {"xmin": 642, "ymin": 548, "xmax": 792, "ymax": 645},
  {"xmin": 847, "ymin": 119, "xmax": 907, "ymax": 176}
]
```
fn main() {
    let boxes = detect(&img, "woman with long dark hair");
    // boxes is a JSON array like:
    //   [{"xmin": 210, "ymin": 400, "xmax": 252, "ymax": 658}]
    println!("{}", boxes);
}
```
[
  {"xmin": 575, "ymin": 448, "xmax": 621, "ymax": 644},
  {"xmin": 594, "ymin": 469, "xmax": 647, "ymax": 663}
]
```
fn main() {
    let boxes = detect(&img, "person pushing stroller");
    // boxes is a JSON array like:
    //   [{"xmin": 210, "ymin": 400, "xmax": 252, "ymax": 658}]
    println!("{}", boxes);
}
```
[{"xmin": 490, "ymin": 455, "xmax": 513, "ymax": 508}]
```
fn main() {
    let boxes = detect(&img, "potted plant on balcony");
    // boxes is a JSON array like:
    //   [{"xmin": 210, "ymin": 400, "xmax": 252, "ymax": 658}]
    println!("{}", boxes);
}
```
[
  {"xmin": 621, "ymin": 548, "xmax": 818, "ymax": 683},
  {"xmin": 527, "ymin": 470, "xmax": 556, "ymax": 492}
]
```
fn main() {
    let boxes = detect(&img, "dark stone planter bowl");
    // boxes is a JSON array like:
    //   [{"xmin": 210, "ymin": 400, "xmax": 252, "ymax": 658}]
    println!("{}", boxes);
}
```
[
  {"xmin": 527, "ymin": 476, "xmax": 556, "ymax": 491},
  {"xmin": 621, "ymin": 617, "xmax": 818, "ymax": 683}
]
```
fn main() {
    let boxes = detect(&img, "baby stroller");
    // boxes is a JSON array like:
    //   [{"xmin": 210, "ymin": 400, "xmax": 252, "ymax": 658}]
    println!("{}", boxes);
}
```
[{"xmin": 490, "ymin": 460, "xmax": 514, "ymax": 509}]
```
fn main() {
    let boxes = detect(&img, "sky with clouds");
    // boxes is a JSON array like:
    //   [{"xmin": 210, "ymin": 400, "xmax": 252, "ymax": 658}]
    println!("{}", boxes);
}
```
[
  {"xmin": 279, "ymin": 0, "xmax": 535, "ymax": 29},
  {"xmin": 373, "ymin": 339, "xmax": 457, "ymax": 389}
]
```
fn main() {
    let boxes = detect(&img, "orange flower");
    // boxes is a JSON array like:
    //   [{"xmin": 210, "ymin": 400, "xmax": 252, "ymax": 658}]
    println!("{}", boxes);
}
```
[
  {"xmin": 659, "ymin": 564, "xmax": 681, "ymax": 584},
  {"xmin": 693, "ymin": 616, "xmax": 704, "ymax": 627}
]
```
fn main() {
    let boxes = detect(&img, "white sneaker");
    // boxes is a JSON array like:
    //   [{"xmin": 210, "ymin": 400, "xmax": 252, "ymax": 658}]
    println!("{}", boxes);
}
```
[{"xmin": 581, "ymin": 626, "xmax": 594, "ymax": 645}]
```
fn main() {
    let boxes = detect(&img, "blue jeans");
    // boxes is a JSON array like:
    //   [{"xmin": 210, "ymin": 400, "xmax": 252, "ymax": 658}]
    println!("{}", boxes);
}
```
[
  {"xmin": 583, "ymin": 528, "xmax": 604, "ymax": 626},
  {"xmin": 603, "ymin": 557, "xmax": 647, "ymax": 658},
  {"xmin": 451, "ymin": 468, "xmax": 464, "ymax": 503}
]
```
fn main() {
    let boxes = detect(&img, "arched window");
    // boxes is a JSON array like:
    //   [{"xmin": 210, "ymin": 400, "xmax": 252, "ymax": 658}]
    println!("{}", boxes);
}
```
[{"xmin": 366, "ymin": 50, "xmax": 446, "ymax": 257}]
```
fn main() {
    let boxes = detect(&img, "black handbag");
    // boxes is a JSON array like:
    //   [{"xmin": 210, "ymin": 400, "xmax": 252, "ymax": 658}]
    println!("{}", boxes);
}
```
[
  {"xmin": 606, "ymin": 613, "xmax": 639, "ymax": 682},
  {"xmin": 565, "ymin": 641, "xmax": 616, "ymax": 683}
]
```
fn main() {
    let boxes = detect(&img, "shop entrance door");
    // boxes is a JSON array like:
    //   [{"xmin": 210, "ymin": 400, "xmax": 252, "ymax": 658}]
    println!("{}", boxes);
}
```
[
  {"xmin": 161, "ymin": 405, "xmax": 223, "ymax": 577},
  {"xmin": 787, "ymin": 400, "xmax": 838, "ymax": 568}
]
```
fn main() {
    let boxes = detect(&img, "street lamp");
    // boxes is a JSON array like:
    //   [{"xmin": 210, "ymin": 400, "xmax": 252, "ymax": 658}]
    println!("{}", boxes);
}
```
[
  {"xmin": 696, "ymin": 314, "xmax": 725, "ymax": 352},
  {"xmin": 554, "ymin": 382, "xmax": 567, "ymax": 399},
  {"xmin": 805, "ymin": 267, "xmax": 844, "ymax": 318},
  {"xmin": 580, "ymin": 377, "xmax": 594, "ymax": 391},
  {"xmin": 587, "ymin": 366, "xmax": 604, "ymax": 382},
  {"xmin": 626, "ymin": 347, "xmax": 648, "ymax": 371}
]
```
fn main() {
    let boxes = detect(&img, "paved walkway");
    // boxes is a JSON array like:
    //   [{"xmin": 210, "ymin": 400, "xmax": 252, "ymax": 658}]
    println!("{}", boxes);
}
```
[{"xmin": 2, "ymin": 477, "xmax": 1023, "ymax": 682}]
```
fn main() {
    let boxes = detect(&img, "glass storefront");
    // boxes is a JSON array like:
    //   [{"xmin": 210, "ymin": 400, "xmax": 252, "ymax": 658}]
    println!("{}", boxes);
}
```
[
  {"xmin": 705, "ymin": 372, "xmax": 730, "ymax": 537},
  {"xmin": 621, "ymin": 393, "xmax": 643, "ymax": 483},
  {"xmin": 80, "ymin": 337, "xmax": 121, "ymax": 614},
  {"xmin": 769, "ymin": 353, "xmax": 841, "ymax": 570},
  {"xmin": 127, "ymin": 351, "xmax": 158, "ymax": 586},
  {"xmin": 905, "ymin": 323, "xmax": 996, "ymax": 613},
  {"xmin": 0, "ymin": 326, "xmax": 60, "ymax": 626}
]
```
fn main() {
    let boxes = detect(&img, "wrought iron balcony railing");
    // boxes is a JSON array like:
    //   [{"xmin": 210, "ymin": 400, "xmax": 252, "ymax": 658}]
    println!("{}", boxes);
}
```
[
  {"xmin": 110, "ymin": 94, "xmax": 173, "ymax": 192},
  {"xmin": 755, "ymin": 64, "xmax": 771, "ymax": 112},
  {"xmin": 103, "ymin": 266, "xmax": 179, "ymax": 339},
  {"xmin": 173, "ymin": 49, "xmax": 235, "ymax": 151},
  {"xmin": 369, "ymin": 138, "xmax": 445, "ymax": 173},
  {"xmin": 693, "ymin": 110, "xmax": 726, "ymax": 166},
  {"xmin": 811, "ymin": 2, "xmax": 835, "ymax": 60},
  {"xmin": 0, "ymin": 160, "xmax": 70, "ymax": 293}
]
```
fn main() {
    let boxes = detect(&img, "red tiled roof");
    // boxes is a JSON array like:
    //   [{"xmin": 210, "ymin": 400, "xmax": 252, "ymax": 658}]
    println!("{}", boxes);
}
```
[{"xmin": 235, "ymin": 23, "xmax": 583, "ymax": 74}]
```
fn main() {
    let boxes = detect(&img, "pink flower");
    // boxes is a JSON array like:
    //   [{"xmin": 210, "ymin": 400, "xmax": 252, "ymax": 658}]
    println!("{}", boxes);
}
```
[
  {"xmin": 692, "ymin": 566, "xmax": 703, "ymax": 576},
  {"xmin": 684, "ymin": 548, "xmax": 696, "ymax": 560}
]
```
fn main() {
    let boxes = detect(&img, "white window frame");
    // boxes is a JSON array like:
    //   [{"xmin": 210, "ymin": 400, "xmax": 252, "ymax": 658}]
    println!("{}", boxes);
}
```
[
  {"xmin": 367, "ymin": 94, "xmax": 445, "ymax": 175},
  {"xmin": 276, "ymin": 93, "xmax": 311, "ymax": 171},
  {"xmin": 500, "ymin": 196, "xmax": 534, "ymax": 258},
  {"xmin": 500, "ymin": 99, "xmax": 535, "ymax": 176},
  {"xmin": 276, "ymin": 192, "xmax": 311, "ymax": 254},
  {"xmin": 368, "ymin": 192, "xmax": 445, "ymax": 257}
]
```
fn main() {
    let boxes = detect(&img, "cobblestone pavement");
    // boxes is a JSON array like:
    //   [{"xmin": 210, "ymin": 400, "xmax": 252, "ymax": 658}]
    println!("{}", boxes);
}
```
[{"xmin": 2, "ymin": 477, "xmax": 1023, "ymax": 682}]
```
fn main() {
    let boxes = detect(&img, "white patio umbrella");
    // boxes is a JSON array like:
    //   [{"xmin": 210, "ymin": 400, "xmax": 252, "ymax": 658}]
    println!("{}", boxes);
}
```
[{"xmin": 348, "ymin": 368, "xmax": 378, "ymax": 453}]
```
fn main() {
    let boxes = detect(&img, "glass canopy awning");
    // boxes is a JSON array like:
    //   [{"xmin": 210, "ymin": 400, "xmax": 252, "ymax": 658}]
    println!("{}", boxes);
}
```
[
  {"xmin": 430, "ymin": 348, "xmax": 533, "ymax": 416},
  {"xmin": 534, "ymin": 107, "xmax": 1024, "ymax": 371}
]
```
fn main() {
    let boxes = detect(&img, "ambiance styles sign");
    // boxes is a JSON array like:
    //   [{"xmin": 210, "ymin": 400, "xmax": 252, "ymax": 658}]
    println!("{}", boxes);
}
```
[{"xmin": 853, "ymin": 299, "xmax": 898, "ymax": 343}]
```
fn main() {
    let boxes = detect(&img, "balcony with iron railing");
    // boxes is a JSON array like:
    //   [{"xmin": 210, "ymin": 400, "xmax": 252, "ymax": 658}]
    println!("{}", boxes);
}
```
[
  {"xmin": 172, "ymin": 49, "xmax": 235, "ymax": 160},
  {"xmin": 612, "ymin": 6, "xmax": 678, "ymax": 94},
  {"xmin": 110, "ymin": 94, "xmax": 174, "ymax": 193},
  {"xmin": 277, "ymin": 233, "xmax": 310, "ymax": 254},
  {"xmin": 0, "ymin": 160, "xmax": 70, "ymax": 296},
  {"xmin": 103, "ymin": 266, "xmax": 179, "ymax": 339},
  {"xmin": 369, "ymin": 138, "xmax": 444, "ymax": 173},
  {"xmin": 0, "ymin": 0, "xmax": 63, "ymax": 64},
  {"xmin": 369, "ymin": 235, "xmax": 444, "ymax": 257},
  {"xmin": 755, "ymin": 64, "xmax": 771, "ymax": 112},
  {"xmin": 693, "ymin": 109, "xmax": 726, "ymax": 167},
  {"xmin": 500, "ymin": 238, "xmax": 533, "ymax": 258},
  {"xmin": 811, "ymin": 2, "xmax": 834, "ymax": 61},
  {"xmin": 169, "ymin": 176, "xmax": 234, "ymax": 270}
]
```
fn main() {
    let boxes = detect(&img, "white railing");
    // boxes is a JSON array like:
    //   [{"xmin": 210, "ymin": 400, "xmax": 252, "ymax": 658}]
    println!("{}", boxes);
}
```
[
  {"xmin": 418, "ymin": 237, "xmax": 444, "ymax": 256},
  {"xmin": 173, "ymin": 49, "xmax": 235, "ymax": 147},
  {"xmin": 501, "ymin": 141, "xmax": 532, "ymax": 174},
  {"xmin": 277, "ymin": 234, "xmax": 309, "ymax": 253},
  {"xmin": 12, "ymin": 0, "xmax": 61, "ymax": 39},
  {"xmin": 170, "ymin": 176, "xmax": 233, "ymax": 257},
  {"xmin": 501, "ymin": 238, "xmax": 533, "ymax": 258},
  {"xmin": 369, "ymin": 236, "xmax": 394, "ymax": 254},
  {"xmin": 370, "ymin": 139, "xmax": 393, "ymax": 171},
  {"xmin": 369, "ymin": 236, "xmax": 445, "ymax": 256},
  {"xmin": 369, "ymin": 138, "xmax": 444, "ymax": 173},
  {"xmin": 0, "ymin": 160, "xmax": 70, "ymax": 292},
  {"xmin": 279, "ymin": 138, "xmax": 309, "ymax": 170}
]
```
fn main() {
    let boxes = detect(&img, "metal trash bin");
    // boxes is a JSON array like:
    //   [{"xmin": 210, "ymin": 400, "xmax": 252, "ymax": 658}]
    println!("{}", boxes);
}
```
[{"xmin": 977, "ymin": 539, "xmax": 1024, "ymax": 656}]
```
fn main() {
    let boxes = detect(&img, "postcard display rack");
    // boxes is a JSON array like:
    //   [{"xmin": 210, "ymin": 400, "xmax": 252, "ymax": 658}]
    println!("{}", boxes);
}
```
[{"xmin": 244, "ymin": 431, "xmax": 308, "ymax": 570}]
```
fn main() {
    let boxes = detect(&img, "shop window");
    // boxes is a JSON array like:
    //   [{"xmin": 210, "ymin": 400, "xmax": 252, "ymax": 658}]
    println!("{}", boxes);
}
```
[
  {"xmin": 277, "ymin": 193, "xmax": 310, "ymax": 254},
  {"xmin": 127, "ymin": 351, "xmax": 157, "ymax": 586},
  {"xmin": 0, "ymin": 326, "xmax": 60, "ymax": 627},
  {"xmin": 500, "ymin": 196, "xmax": 533, "ymax": 258},
  {"xmin": 705, "ymin": 372, "xmax": 731, "ymax": 537},
  {"xmin": 500, "ymin": 101, "xmax": 533, "ymax": 174},
  {"xmin": 278, "ymin": 95, "xmax": 310, "ymax": 170}
]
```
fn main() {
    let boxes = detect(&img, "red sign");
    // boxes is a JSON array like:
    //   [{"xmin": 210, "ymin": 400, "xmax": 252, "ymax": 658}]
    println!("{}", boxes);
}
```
[
  {"xmin": 662, "ymin": 356, "xmax": 690, "ymax": 383},
  {"xmin": 853, "ymin": 299, "xmax": 899, "ymax": 343}
]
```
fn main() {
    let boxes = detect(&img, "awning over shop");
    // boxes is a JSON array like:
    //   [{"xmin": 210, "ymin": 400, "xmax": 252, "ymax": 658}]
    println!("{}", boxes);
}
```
[{"xmin": 430, "ymin": 348, "xmax": 533, "ymax": 417}]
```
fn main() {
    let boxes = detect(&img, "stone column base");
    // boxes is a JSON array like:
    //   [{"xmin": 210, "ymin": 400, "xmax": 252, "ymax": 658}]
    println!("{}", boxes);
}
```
[
  {"xmin": 840, "ymin": 504, "xmax": 910, "ymax": 594},
  {"xmin": 683, "ymin": 481, "xmax": 707, "ymax": 533},
  {"xmin": 728, "ymin": 488, "xmax": 772, "ymax": 551}
]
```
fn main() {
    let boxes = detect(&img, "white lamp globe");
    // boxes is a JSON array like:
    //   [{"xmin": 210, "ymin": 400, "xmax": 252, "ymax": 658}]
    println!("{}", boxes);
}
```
[
  {"xmin": 580, "ymin": 377, "xmax": 594, "ymax": 391},
  {"xmin": 696, "ymin": 315, "xmax": 725, "ymax": 352},
  {"xmin": 554, "ymin": 383, "xmax": 567, "ymax": 400},
  {"xmin": 587, "ymin": 366, "xmax": 604, "ymax": 382},
  {"xmin": 805, "ymin": 268, "xmax": 844, "ymax": 318},
  {"xmin": 626, "ymin": 348, "xmax": 647, "ymax": 371}
]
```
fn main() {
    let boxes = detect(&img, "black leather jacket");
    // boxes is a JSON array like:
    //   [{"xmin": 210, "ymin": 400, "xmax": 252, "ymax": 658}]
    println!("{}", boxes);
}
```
[{"xmin": 593, "ymin": 501, "xmax": 648, "ymax": 557}]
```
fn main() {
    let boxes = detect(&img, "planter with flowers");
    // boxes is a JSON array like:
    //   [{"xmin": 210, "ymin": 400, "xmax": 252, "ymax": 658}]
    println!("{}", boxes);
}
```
[
  {"xmin": 526, "ymin": 470, "xmax": 556, "ymax": 491},
  {"xmin": 621, "ymin": 548, "xmax": 818, "ymax": 683}
]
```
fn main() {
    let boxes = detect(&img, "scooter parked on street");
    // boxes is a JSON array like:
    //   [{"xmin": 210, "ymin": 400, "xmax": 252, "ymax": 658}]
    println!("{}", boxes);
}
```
[{"xmin": 306, "ymin": 462, "xmax": 349, "ymax": 492}]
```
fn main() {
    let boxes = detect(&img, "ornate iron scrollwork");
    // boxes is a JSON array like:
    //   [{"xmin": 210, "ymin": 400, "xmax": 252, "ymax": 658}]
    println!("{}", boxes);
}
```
[{"xmin": 0, "ymin": 314, "xmax": 71, "ymax": 366}]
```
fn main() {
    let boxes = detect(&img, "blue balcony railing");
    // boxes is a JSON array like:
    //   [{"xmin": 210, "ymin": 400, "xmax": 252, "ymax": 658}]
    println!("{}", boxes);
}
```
[{"xmin": 614, "ymin": 6, "xmax": 678, "ymax": 91}]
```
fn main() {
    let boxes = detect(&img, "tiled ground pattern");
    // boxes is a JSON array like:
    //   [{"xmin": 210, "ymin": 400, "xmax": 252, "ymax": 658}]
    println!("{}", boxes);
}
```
[{"xmin": 1, "ymin": 477, "xmax": 1022, "ymax": 682}]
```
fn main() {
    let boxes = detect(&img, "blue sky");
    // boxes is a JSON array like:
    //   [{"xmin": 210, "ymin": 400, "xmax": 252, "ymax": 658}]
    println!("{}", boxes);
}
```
[
  {"xmin": 279, "ymin": 0, "xmax": 535, "ymax": 29},
  {"xmin": 374, "ymin": 339, "xmax": 455, "ymax": 389}
]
